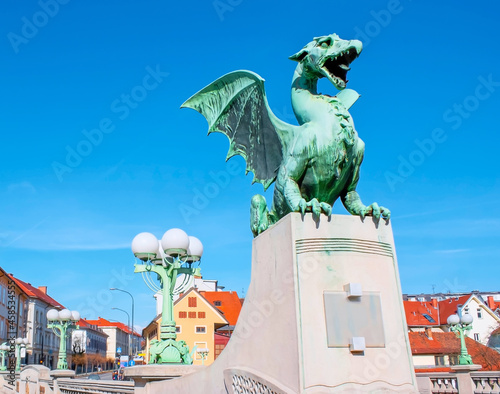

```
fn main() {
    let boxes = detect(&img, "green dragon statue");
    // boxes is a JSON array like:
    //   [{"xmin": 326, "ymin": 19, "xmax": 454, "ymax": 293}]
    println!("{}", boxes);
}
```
[{"xmin": 182, "ymin": 34, "xmax": 390, "ymax": 236}]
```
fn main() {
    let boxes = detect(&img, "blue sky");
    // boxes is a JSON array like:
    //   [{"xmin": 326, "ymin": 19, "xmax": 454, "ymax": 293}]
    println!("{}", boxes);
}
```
[{"xmin": 1, "ymin": 0, "xmax": 499, "ymax": 330}]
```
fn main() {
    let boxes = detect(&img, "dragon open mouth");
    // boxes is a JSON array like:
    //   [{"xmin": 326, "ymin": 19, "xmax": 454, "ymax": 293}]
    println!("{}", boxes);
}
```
[{"xmin": 322, "ymin": 47, "xmax": 359, "ymax": 89}]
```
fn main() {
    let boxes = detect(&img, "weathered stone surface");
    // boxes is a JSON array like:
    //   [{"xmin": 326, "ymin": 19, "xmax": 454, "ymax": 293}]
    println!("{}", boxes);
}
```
[{"xmin": 142, "ymin": 213, "xmax": 418, "ymax": 393}]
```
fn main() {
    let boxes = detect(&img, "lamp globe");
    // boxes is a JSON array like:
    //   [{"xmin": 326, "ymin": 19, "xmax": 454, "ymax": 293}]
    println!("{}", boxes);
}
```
[
  {"xmin": 447, "ymin": 314, "xmax": 460, "ymax": 325},
  {"xmin": 47, "ymin": 309, "xmax": 59, "ymax": 321},
  {"xmin": 461, "ymin": 314, "xmax": 473, "ymax": 325},
  {"xmin": 71, "ymin": 311, "xmax": 81, "ymax": 322},
  {"xmin": 132, "ymin": 232, "xmax": 159, "ymax": 261},
  {"xmin": 59, "ymin": 309, "xmax": 72, "ymax": 321},
  {"xmin": 161, "ymin": 228, "xmax": 189, "ymax": 257},
  {"xmin": 187, "ymin": 236, "xmax": 203, "ymax": 262}
]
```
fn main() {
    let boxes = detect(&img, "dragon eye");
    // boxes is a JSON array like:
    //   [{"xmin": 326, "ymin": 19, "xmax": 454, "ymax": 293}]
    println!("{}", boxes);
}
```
[{"xmin": 319, "ymin": 38, "xmax": 332, "ymax": 48}]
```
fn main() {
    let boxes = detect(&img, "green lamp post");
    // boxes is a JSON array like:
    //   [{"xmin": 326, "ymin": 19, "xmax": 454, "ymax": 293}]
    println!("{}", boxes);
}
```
[
  {"xmin": 196, "ymin": 347, "xmax": 209, "ymax": 365},
  {"xmin": 131, "ymin": 229, "xmax": 203, "ymax": 364},
  {"xmin": 447, "ymin": 313, "xmax": 474, "ymax": 365},
  {"xmin": 0, "ymin": 343, "xmax": 9, "ymax": 371},
  {"xmin": 14, "ymin": 338, "xmax": 29, "ymax": 371},
  {"xmin": 47, "ymin": 309, "xmax": 80, "ymax": 370}
]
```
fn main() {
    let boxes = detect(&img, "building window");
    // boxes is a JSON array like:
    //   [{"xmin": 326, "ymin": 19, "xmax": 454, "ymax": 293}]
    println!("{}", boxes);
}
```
[
  {"xmin": 474, "ymin": 333, "xmax": 480, "ymax": 341},
  {"xmin": 434, "ymin": 356, "xmax": 445, "ymax": 366},
  {"xmin": 176, "ymin": 326, "xmax": 181, "ymax": 333},
  {"xmin": 188, "ymin": 312, "xmax": 196, "ymax": 318},
  {"xmin": 188, "ymin": 297, "xmax": 197, "ymax": 307},
  {"xmin": 214, "ymin": 301, "xmax": 222, "ymax": 306},
  {"xmin": 195, "ymin": 326, "xmax": 206, "ymax": 334},
  {"xmin": 215, "ymin": 343, "xmax": 226, "ymax": 359},
  {"xmin": 179, "ymin": 311, "xmax": 187, "ymax": 318},
  {"xmin": 477, "ymin": 308, "xmax": 483, "ymax": 319},
  {"xmin": 198, "ymin": 312, "xmax": 206, "ymax": 319},
  {"xmin": 449, "ymin": 355, "xmax": 459, "ymax": 365}
]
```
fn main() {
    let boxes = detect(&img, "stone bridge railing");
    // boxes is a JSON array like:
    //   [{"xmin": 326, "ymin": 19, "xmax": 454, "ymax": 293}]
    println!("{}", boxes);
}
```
[
  {"xmin": 55, "ymin": 378, "xmax": 134, "ymax": 394},
  {"xmin": 0, "ymin": 366, "xmax": 133, "ymax": 394},
  {"xmin": 416, "ymin": 367, "xmax": 500, "ymax": 393},
  {"xmin": 4, "ymin": 363, "xmax": 500, "ymax": 394}
]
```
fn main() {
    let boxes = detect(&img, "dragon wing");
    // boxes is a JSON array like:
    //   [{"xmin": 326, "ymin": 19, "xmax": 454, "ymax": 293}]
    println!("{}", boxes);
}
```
[{"xmin": 181, "ymin": 70, "xmax": 296, "ymax": 190}]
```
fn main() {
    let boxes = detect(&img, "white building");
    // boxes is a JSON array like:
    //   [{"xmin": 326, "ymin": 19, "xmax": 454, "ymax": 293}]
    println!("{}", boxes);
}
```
[
  {"xmin": 71, "ymin": 319, "xmax": 108, "ymax": 356},
  {"xmin": 84, "ymin": 317, "xmax": 141, "ymax": 359},
  {"xmin": 9, "ymin": 277, "xmax": 65, "ymax": 368}
]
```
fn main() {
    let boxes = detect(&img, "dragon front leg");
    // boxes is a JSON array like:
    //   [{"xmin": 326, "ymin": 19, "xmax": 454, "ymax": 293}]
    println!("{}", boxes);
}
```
[
  {"xmin": 276, "ymin": 156, "xmax": 332, "ymax": 218},
  {"xmin": 342, "ymin": 191, "xmax": 391, "ymax": 221}
]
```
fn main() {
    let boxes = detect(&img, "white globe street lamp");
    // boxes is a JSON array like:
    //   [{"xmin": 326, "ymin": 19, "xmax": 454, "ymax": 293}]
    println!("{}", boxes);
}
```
[
  {"xmin": 14, "ymin": 337, "xmax": 29, "ymax": 371},
  {"xmin": 47, "ymin": 309, "xmax": 80, "ymax": 370},
  {"xmin": 132, "ymin": 228, "xmax": 203, "ymax": 364},
  {"xmin": 448, "ymin": 313, "xmax": 474, "ymax": 365},
  {"xmin": 0, "ymin": 344, "xmax": 9, "ymax": 371},
  {"xmin": 196, "ymin": 347, "xmax": 209, "ymax": 365}
]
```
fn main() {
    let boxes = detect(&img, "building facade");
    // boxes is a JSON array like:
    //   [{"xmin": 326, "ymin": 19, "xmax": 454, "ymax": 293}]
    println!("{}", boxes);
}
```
[
  {"xmin": 404, "ymin": 293, "xmax": 500, "ymax": 346},
  {"xmin": 0, "ymin": 267, "xmax": 29, "ymax": 346},
  {"xmin": 8, "ymin": 275, "xmax": 64, "ymax": 368},
  {"xmin": 84, "ymin": 317, "xmax": 140, "ymax": 360},
  {"xmin": 71, "ymin": 319, "xmax": 108, "ymax": 356},
  {"xmin": 143, "ymin": 288, "xmax": 230, "ymax": 365}
]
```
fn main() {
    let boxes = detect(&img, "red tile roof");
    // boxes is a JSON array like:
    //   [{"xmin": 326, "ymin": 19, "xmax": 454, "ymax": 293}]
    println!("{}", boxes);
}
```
[
  {"xmin": 486, "ymin": 296, "xmax": 500, "ymax": 312},
  {"xmin": 404, "ymin": 295, "xmax": 476, "ymax": 327},
  {"xmin": 404, "ymin": 300, "xmax": 440, "ymax": 326},
  {"xmin": 200, "ymin": 291, "xmax": 242, "ymax": 326},
  {"xmin": 437, "ymin": 295, "xmax": 470, "ymax": 324},
  {"xmin": 8, "ymin": 274, "xmax": 64, "ymax": 308},
  {"xmin": 85, "ymin": 317, "xmax": 141, "ymax": 337},
  {"xmin": 409, "ymin": 331, "xmax": 500, "ymax": 371},
  {"xmin": 77, "ymin": 319, "xmax": 108, "ymax": 336},
  {"xmin": 414, "ymin": 367, "xmax": 452, "ymax": 373}
]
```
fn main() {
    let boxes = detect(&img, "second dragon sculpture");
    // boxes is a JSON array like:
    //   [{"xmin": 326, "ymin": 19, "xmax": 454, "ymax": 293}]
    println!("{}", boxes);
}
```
[{"xmin": 182, "ymin": 34, "xmax": 390, "ymax": 236}]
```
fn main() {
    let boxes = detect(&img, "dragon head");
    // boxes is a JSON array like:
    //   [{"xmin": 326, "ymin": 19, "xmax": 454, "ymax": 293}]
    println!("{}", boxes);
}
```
[{"xmin": 289, "ymin": 34, "xmax": 362, "ymax": 90}]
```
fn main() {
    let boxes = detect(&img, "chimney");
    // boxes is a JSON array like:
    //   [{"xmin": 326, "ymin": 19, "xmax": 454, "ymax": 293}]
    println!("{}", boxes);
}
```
[
  {"xmin": 425, "ymin": 327, "xmax": 433, "ymax": 340},
  {"xmin": 432, "ymin": 299, "xmax": 438, "ymax": 309},
  {"xmin": 488, "ymin": 296, "xmax": 496, "ymax": 310},
  {"xmin": 38, "ymin": 286, "xmax": 47, "ymax": 294}
]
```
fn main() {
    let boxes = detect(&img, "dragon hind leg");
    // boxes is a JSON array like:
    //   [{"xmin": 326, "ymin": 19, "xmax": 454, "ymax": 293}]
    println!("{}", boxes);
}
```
[{"xmin": 250, "ymin": 194, "xmax": 277, "ymax": 237}]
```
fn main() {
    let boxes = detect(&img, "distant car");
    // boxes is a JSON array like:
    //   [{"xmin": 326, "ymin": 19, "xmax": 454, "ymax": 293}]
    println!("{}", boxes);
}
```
[{"xmin": 87, "ymin": 374, "xmax": 101, "ymax": 380}]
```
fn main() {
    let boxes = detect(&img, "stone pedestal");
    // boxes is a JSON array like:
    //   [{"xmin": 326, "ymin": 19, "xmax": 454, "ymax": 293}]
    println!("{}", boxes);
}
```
[
  {"xmin": 19, "ymin": 365, "xmax": 50, "ymax": 394},
  {"xmin": 451, "ymin": 364, "xmax": 482, "ymax": 393},
  {"xmin": 144, "ymin": 213, "xmax": 418, "ymax": 393}
]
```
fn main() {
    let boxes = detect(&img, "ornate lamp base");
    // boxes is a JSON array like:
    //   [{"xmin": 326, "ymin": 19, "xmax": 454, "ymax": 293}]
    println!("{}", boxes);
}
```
[
  {"xmin": 459, "ymin": 354, "xmax": 473, "ymax": 365},
  {"xmin": 57, "ymin": 358, "xmax": 68, "ymax": 370},
  {"xmin": 149, "ymin": 339, "xmax": 192, "ymax": 364}
]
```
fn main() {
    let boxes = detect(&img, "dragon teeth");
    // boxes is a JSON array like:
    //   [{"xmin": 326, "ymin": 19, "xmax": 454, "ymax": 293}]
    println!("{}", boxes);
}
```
[{"xmin": 339, "ymin": 64, "xmax": 350, "ymax": 70}]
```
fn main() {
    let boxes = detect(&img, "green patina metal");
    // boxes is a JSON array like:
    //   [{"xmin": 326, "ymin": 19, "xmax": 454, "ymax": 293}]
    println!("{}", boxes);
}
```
[
  {"xmin": 48, "ymin": 320, "xmax": 78, "ymax": 369},
  {"xmin": 450, "ymin": 320, "xmax": 473, "ymax": 365},
  {"xmin": 134, "ymin": 258, "xmax": 200, "ymax": 364},
  {"xmin": 0, "ymin": 343, "xmax": 8, "ymax": 371},
  {"xmin": 182, "ymin": 34, "xmax": 390, "ymax": 236}
]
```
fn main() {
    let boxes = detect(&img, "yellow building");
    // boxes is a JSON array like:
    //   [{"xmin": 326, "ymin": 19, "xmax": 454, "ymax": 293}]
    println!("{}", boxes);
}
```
[{"xmin": 143, "ymin": 288, "xmax": 228, "ymax": 365}]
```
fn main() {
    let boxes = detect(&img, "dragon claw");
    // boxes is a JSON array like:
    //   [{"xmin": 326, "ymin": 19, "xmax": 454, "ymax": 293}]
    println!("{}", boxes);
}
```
[
  {"xmin": 320, "ymin": 202, "xmax": 332, "ymax": 216},
  {"xmin": 298, "ymin": 199, "xmax": 307, "ymax": 215},
  {"xmin": 296, "ymin": 198, "xmax": 332, "ymax": 217},
  {"xmin": 361, "ymin": 203, "xmax": 390, "ymax": 221},
  {"xmin": 307, "ymin": 198, "xmax": 321, "ymax": 216},
  {"xmin": 380, "ymin": 206, "xmax": 391, "ymax": 220}
]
